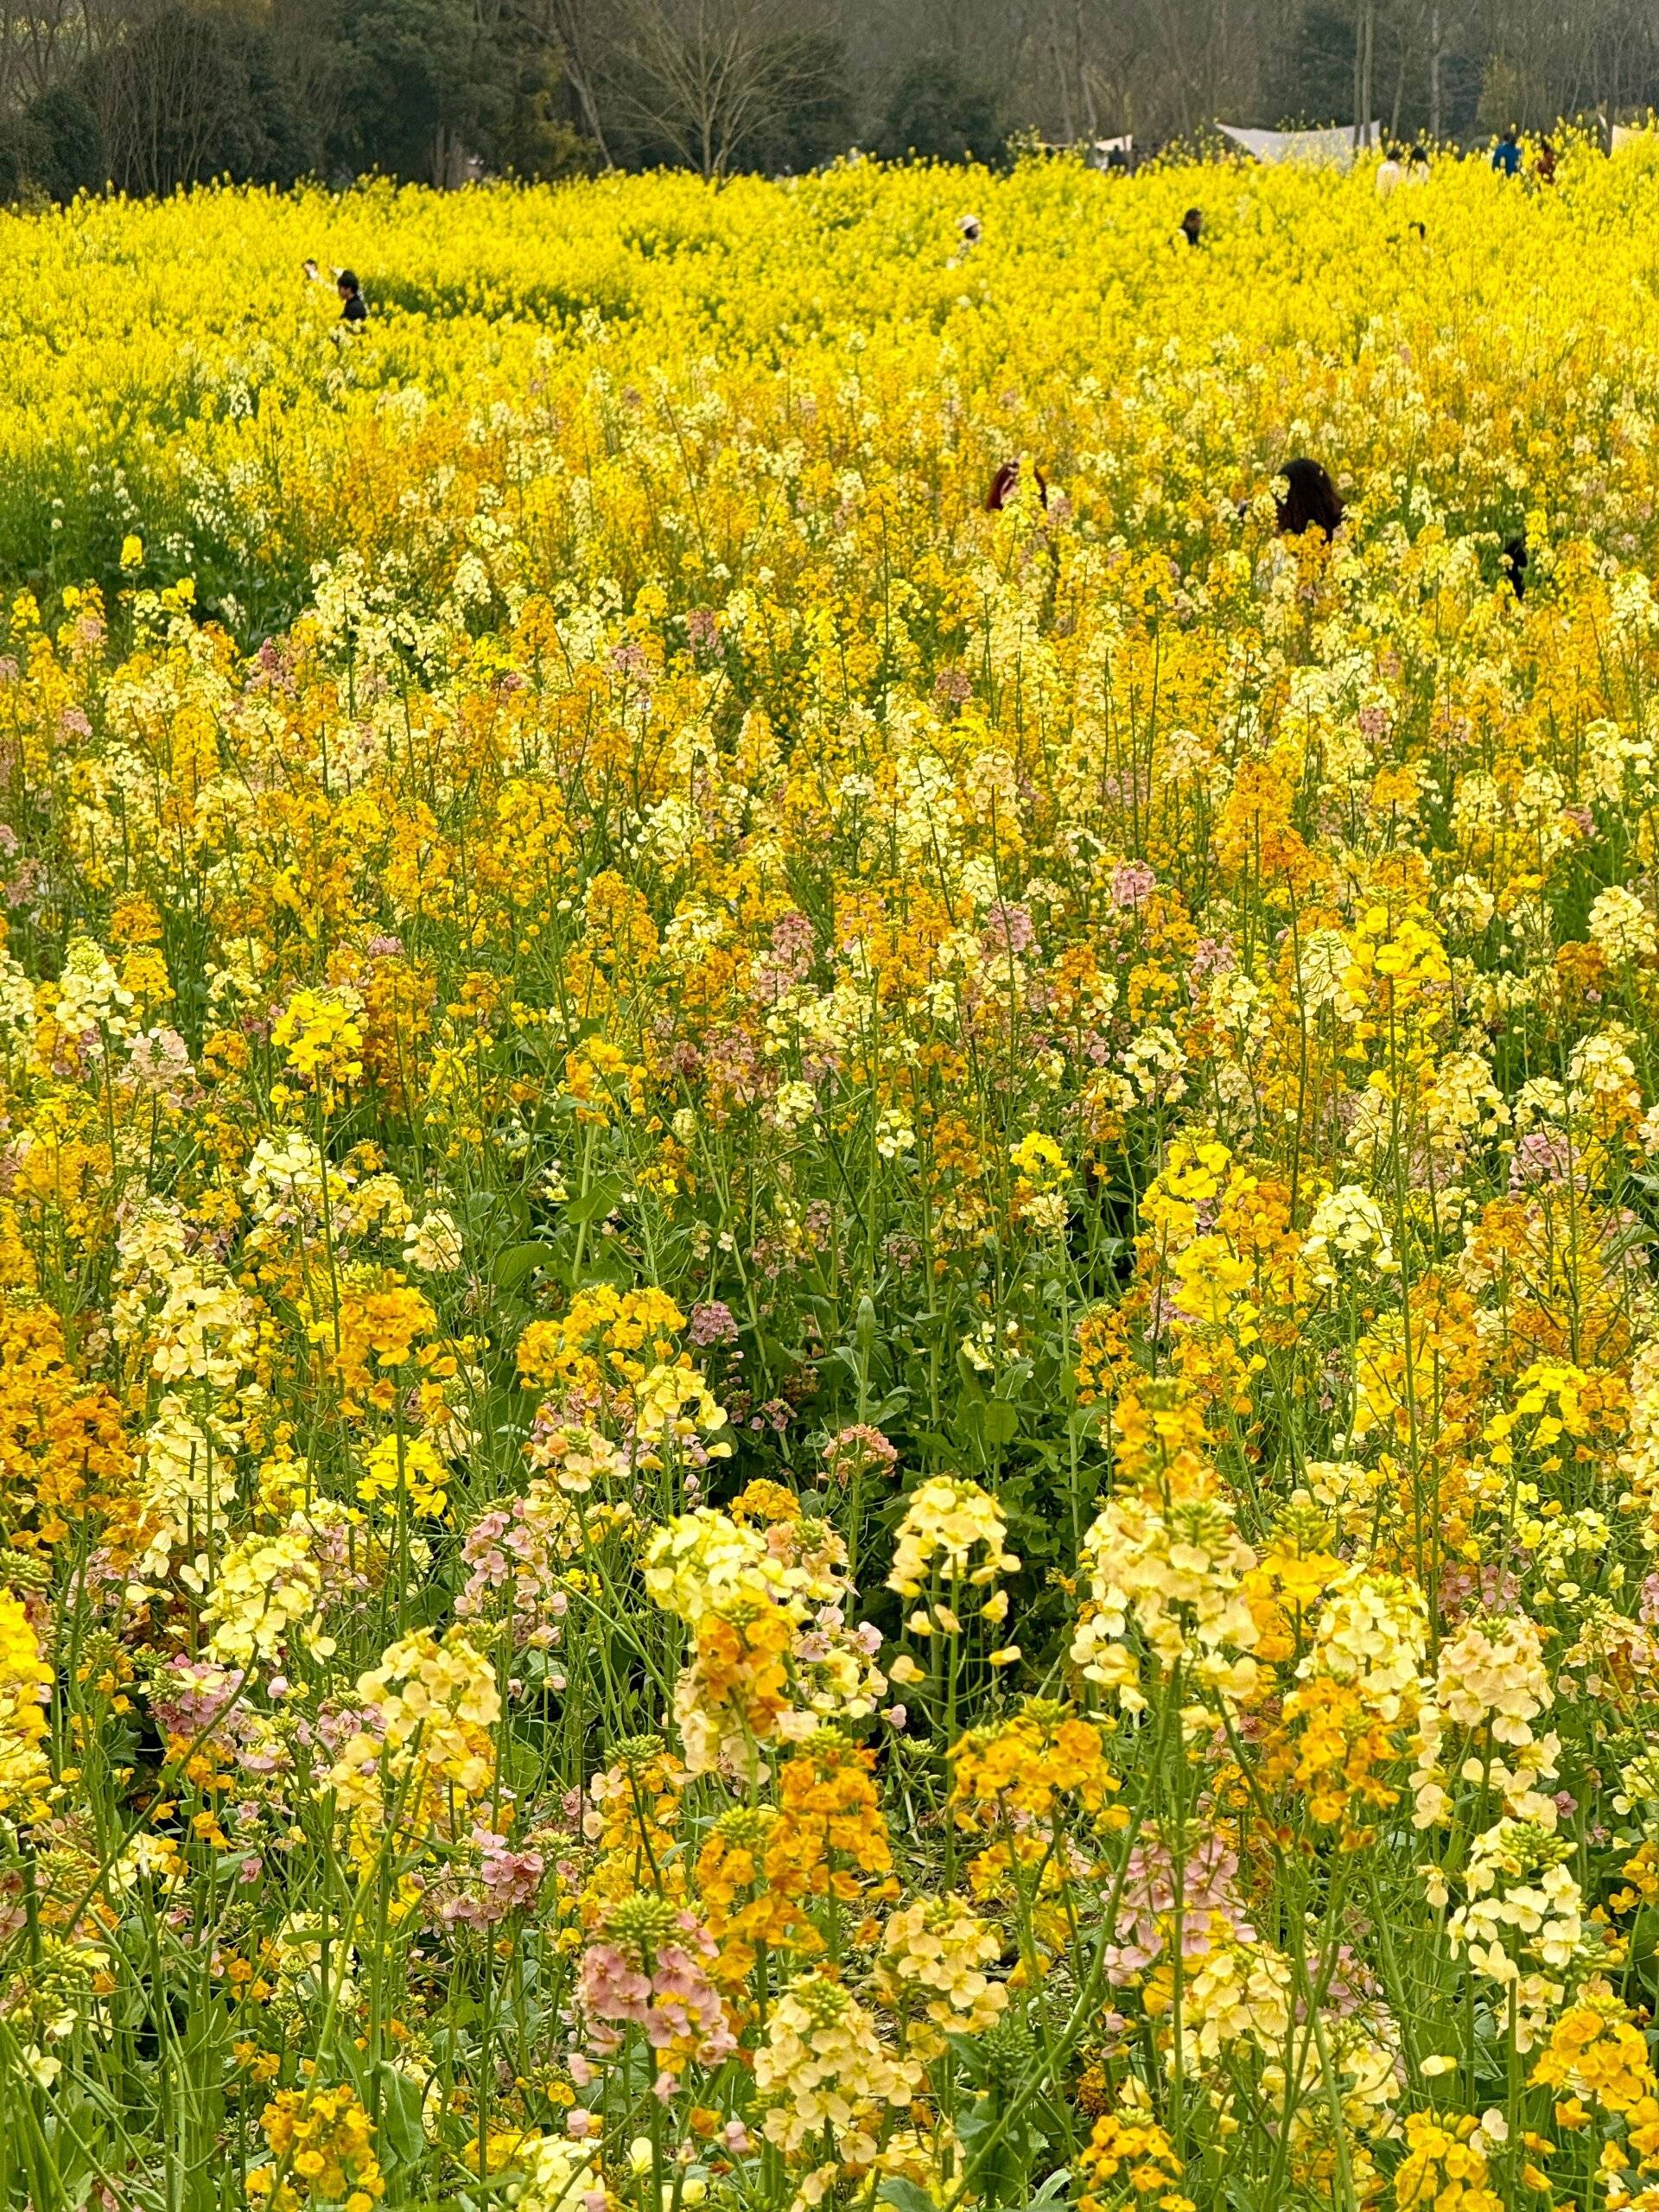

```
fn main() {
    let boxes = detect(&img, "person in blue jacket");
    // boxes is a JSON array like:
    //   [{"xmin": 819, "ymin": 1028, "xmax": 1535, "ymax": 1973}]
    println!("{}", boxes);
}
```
[{"xmin": 1492, "ymin": 124, "xmax": 1522, "ymax": 175}]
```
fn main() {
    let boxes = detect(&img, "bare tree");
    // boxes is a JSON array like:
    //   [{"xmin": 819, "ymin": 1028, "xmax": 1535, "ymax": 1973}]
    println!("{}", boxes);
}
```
[
  {"xmin": 1041, "ymin": 0, "xmax": 1154, "ymax": 142},
  {"xmin": 1592, "ymin": 0, "xmax": 1656, "ymax": 134},
  {"xmin": 601, "ymin": 0, "xmax": 836, "ymax": 177},
  {"xmin": 95, "ymin": 2, "xmax": 243, "ymax": 191},
  {"xmin": 549, "ymin": 0, "xmax": 612, "ymax": 161},
  {"xmin": 1084, "ymin": 2, "xmax": 1153, "ymax": 136},
  {"xmin": 1146, "ymin": 0, "xmax": 1263, "ymax": 138},
  {"xmin": 0, "ymin": 0, "xmax": 131, "ymax": 114},
  {"xmin": 1351, "ymin": 0, "xmax": 1374, "ymax": 146}
]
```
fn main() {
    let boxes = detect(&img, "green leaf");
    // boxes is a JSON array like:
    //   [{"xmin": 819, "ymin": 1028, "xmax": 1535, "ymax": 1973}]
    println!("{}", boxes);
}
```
[
  {"xmin": 565, "ymin": 1174, "xmax": 624, "ymax": 1225},
  {"xmin": 577, "ymin": 1242, "xmax": 638, "ymax": 1288},
  {"xmin": 972, "ymin": 1400, "xmax": 1019, "ymax": 1447},
  {"xmin": 492, "ymin": 1241, "xmax": 557, "ymax": 1292},
  {"xmin": 375, "ymin": 2061, "xmax": 429, "ymax": 2171},
  {"xmin": 955, "ymin": 2091, "xmax": 1000, "ymax": 2153},
  {"xmin": 878, "ymin": 2181, "xmax": 938, "ymax": 2212}
]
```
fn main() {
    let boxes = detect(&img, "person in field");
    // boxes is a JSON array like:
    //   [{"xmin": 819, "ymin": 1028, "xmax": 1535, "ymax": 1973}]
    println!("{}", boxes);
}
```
[
  {"xmin": 1275, "ymin": 458, "xmax": 1344, "ymax": 540},
  {"xmin": 1177, "ymin": 207, "xmax": 1203, "ymax": 247},
  {"xmin": 304, "ymin": 259, "xmax": 369, "ymax": 323},
  {"xmin": 985, "ymin": 460, "xmax": 1049, "ymax": 512}
]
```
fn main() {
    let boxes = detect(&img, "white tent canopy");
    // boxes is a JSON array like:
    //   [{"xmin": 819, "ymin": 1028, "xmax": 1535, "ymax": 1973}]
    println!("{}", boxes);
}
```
[{"xmin": 1215, "ymin": 123, "xmax": 1382, "ymax": 173}]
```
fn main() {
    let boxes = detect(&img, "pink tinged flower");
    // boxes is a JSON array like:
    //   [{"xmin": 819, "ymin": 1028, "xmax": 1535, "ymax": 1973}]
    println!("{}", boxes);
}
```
[
  {"xmin": 688, "ymin": 1301, "xmax": 740, "ymax": 1348},
  {"xmin": 1104, "ymin": 1831, "xmax": 1252, "ymax": 1984},
  {"xmin": 982, "ymin": 901, "xmax": 1035, "ymax": 957},
  {"xmin": 478, "ymin": 1835, "xmax": 544, "ymax": 1910},
  {"xmin": 1510, "ymin": 1129, "xmax": 1575, "ymax": 1191},
  {"xmin": 1109, "ymin": 861, "xmax": 1158, "ymax": 910},
  {"xmin": 1189, "ymin": 935, "xmax": 1236, "ymax": 981},
  {"xmin": 823, "ymin": 1423, "xmax": 898, "ymax": 1488}
]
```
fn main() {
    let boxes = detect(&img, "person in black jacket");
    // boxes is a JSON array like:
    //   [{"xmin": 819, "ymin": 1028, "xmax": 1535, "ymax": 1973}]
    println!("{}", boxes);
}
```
[{"xmin": 304, "ymin": 260, "xmax": 369, "ymax": 324}]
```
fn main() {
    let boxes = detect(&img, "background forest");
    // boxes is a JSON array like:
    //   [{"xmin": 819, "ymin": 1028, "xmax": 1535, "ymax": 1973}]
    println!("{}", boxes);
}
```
[{"xmin": 0, "ymin": 0, "xmax": 1655, "ymax": 203}]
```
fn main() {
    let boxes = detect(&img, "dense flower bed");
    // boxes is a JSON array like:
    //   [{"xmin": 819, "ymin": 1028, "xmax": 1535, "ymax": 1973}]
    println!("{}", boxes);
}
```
[{"xmin": 1, "ymin": 141, "xmax": 1659, "ymax": 2211}]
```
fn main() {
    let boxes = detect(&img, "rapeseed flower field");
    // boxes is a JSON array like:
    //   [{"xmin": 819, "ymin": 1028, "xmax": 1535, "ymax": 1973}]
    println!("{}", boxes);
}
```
[{"xmin": 6, "ymin": 140, "xmax": 1659, "ymax": 2209}]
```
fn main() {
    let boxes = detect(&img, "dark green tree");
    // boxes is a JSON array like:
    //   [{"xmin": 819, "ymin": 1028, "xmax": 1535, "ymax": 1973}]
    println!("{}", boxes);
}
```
[
  {"xmin": 320, "ymin": 0, "xmax": 591, "ymax": 183},
  {"xmin": 16, "ymin": 81, "xmax": 105, "ymax": 199},
  {"xmin": 741, "ymin": 32, "xmax": 855, "ymax": 171},
  {"xmin": 4, "ymin": 7, "xmax": 320, "ymax": 200},
  {"xmin": 324, "ymin": 0, "xmax": 487, "ymax": 182},
  {"xmin": 881, "ymin": 51, "xmax": 1002, "ymax": 162}
]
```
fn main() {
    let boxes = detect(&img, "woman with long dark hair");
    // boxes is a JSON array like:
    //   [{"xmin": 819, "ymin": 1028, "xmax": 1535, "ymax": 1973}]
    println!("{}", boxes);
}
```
[
  {"xmin": 1275, "ymin": 458, "xmax": 1344, "ymax": 541},
  {"xmin": 984, "ymin": 460, "xmax": 1049, "ymax": 512}
]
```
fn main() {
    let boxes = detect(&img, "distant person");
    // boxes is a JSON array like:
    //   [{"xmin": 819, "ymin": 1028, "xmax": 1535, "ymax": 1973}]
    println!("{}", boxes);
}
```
[
  {"xmin": 1502, "ymin": 531, "xmax": 1529, "ymax": 598},
  {"xmin": 1492, "ymin": 124, "xmax": 1522, "ymax": 176},
  {"xmin": 1535, "ymin": 137, "xmax": 1557, "ymax": 184},
  {"xmin": 985, "ymin": 460, "xmax": 1049, "ymax": 512},
  {"xmin": 1178, "ymin": 207, "xmax": 1204, "ymax": 247},
  {"xmin": 1407, "ymin": 143, "xmax": 1431, "ymax": 181},
  {"xmin": 1376, "ymin": 145, "xmax": 1404, "ymax": 197},
  {"xmin": 303, "ymin": 259, "xmax": 368, "ymax": 324},
  {"xmin": 950, "ymin": 213, "xmax": 982, "ymax": 269},
  {"xmin": 1275, "ymin": 458, "xmax": 1344, "ymax": 541}
]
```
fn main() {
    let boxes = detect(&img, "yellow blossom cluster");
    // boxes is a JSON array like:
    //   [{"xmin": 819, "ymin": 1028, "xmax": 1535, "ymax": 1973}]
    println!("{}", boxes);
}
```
[{"xmin": 8, "ymin": 140, "xmax": 1659, "ymax": 2212}]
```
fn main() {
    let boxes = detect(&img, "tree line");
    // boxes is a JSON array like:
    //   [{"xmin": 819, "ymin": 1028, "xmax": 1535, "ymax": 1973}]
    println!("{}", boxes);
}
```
[{"xmin": 0, "ymin": 0, "xmax": 1655, "ymax": 202}]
